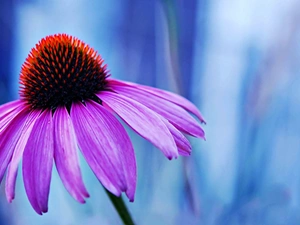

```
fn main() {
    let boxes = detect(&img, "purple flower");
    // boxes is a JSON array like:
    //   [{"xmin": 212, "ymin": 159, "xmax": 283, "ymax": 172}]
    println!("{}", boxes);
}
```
[{"xmin": 0, "ymin": 34, "xmax": 205, "ymax": 214}]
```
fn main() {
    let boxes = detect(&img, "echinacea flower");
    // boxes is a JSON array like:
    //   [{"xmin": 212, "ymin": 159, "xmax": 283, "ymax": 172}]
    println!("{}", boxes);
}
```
[{"xmin": 0, "ymin": 34, "xmax": 205, "ymax": 214}]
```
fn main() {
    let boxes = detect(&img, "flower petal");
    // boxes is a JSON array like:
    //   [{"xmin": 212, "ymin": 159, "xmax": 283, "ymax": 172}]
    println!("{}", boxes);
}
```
[
  {"xmin": 108, "ymin": 79, "xmax": 206, "ymax": 123},
  {"xmin": 53, "ymin": 106, "xmax": 89, "ymax": 203},
  {"xmin": 70, "ymin": 101, "xmax": 136, "ymax": 201},
  {"xmin": 108, "ymin": 82, "xmax": 205, "ymax": 139},
  {"xmin": 0, "ymin": 101, "xmax": 26, "ymax": 131},
  {"xmin": 86, "ymin": 101, "xmax": 137, "ymax": 201},
  {"xmin": 23, "ymin": 110, "xmax": 54, "ymax": 215},
  {"xmin": 98, "ymin": 91, "xmax": 178, "ymax": 159},
  {"xmin": 5, "ymin": 110, "xmax": 40, "ymax": 202},
  {"xmin": 0, "ymin": 105, "xmax": 29, "ymax": 185},
  {"xmin": 0, "ymin": 100, "xmax": 24, "ymax": 119},
  {"xmin": 164, "ymin": 121, "xmax": 192, "ymax": 156}
]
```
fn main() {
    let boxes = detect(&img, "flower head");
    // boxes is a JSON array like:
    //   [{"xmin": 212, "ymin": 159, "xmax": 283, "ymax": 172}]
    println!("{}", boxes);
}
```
[{"xmin": 0, "ymin": 34, "xmax": 205, "ymax": 214}]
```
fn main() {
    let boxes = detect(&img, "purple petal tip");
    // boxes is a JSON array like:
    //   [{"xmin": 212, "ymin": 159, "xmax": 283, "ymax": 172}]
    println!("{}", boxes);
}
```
[
  {"xmin": 167, "ymin": 155, "xmax": 178, "ymax": 160},
  {"xmin": 42, "ymin": 207, "xmax": 48, "ymax": 214},
  {"xmin": 36, "ymin": 210, "xmax": 43, "ymax": 216},
  {"xmin": 78, "ymin": 199, "xmax": 86, "ymax": 204}
]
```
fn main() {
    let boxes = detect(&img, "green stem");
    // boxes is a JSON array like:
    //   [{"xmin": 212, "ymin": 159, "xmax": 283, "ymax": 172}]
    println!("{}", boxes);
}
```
[{"xmin": 105, "ymin": 189, "xmax": 135, "ymax": 225}]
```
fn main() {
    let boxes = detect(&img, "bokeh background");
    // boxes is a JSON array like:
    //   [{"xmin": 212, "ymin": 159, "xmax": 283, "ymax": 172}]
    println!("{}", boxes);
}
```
[{"xmin": 1, "ymin": 0, "xmax": 300, "ymax": 224}]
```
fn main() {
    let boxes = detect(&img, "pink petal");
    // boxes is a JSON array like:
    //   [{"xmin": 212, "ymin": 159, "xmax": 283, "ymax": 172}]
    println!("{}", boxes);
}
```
[
  {"xmin": 0, "ymin": 101, "xmax": 27, "ymax": 131},
  {"xmin": 98, "ymin": 91, "xmax": 178, "ymax": 159},
  {"xmin": 5, "ymin": 110, "xmax": 40, "ymax": 202},
  {"xmin": 23, "ymin": 110, "xmax": 54, "ymax": 215},
  {"xmin": 108, "ymin": 82, "xmax": 205, "ymax": 139},
  {"xmin": 178, "ymin": 146, "xmax": 192, "ymax": 156},
  {"xmin": 164, "ymin": 121, "xmax": 192, "ymax": 156},
  {"xmin": 70, "ymin": 101, "xmax": 136, "ymax": 201},
  {"xmin": 0, "ymin": 105, "xmax": 29, "ymax": 185},
  {"xmin": 53, "ymin": 106, "xmax": 89, "ymax": 203},
  {"xmin": 0, "ymin": 100, "xmax": 24, "ymax": 118},
  {"xmin": 108, "ymin": 79, "xmax": 206, "ymax": 123}
]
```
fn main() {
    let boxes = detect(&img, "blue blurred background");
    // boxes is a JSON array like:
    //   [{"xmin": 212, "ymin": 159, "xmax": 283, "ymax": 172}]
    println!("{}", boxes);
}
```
[{"xmin": 1, "ymin": 0, "xmax": 300, "ymax": 224}]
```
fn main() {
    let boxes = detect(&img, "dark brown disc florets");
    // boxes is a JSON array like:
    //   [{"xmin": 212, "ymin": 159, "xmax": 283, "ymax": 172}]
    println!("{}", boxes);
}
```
[{"xmin": 20, "ymin": 34, "xmax": 109, "ymax": 110}]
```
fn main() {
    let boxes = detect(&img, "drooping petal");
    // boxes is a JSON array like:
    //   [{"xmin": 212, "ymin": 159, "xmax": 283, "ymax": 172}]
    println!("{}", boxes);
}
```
[
  {"xmin": 23, "ymin": 110, "xmax": 54, "ymax": 215},
  {"xmin": 86, "ymin": 101, "xmax": 137, "ymax": 201},
  {"xmin": 98, "ymin": 91, "xmax": 178, "ymax": 159},
  {"xmin": 108, "ymin": 83, "xmax": 205, "ymax": 139},
  {"xmin": 71, "ymin": 101, "xmax": 136, "ymax": 201},
  {"xmin": 0, "ymin": 105, "xmax": 30, "ymax": 185},
  {"xmin": 0, "ymin": 100, "xmax": 24, "ymax": 119},
  {"xmin": 163, "ymin": 121, "xmax": 192, "ymax": 156},
  {"xmin": 53, "ymin": 106, "xmax": 89, "ymax": 203},
  {"xmin": 5, "ymin": 110, "xmax": 40, "ymax": 202},
  {"xmin": 108, "ymin": 79, "xmax": 206, "ymax": 123},
  {"xmin": 178, "ymin": 146, "xmax": 192, "ymax": 156},
  {"xmin": 0, "ymin": 101, "xmax": 26, "ymax": 131}
]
